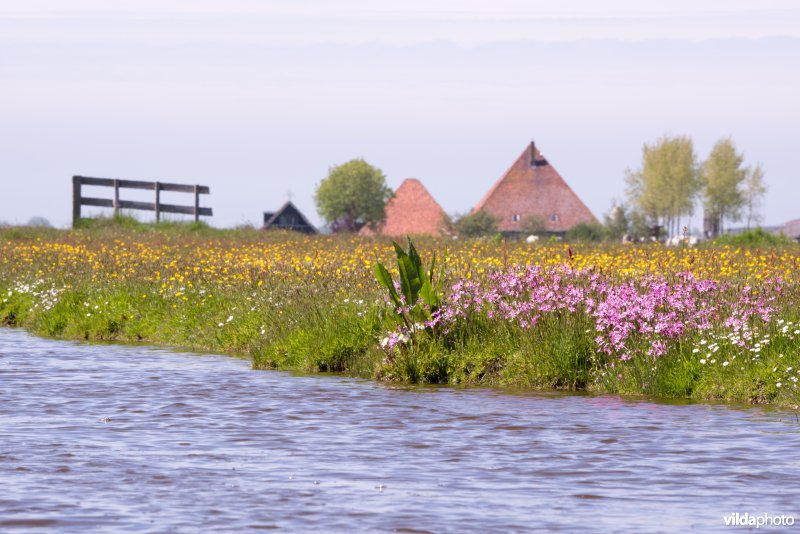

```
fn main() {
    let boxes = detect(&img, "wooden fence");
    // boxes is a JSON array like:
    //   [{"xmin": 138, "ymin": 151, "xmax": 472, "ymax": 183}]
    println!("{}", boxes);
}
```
[{"xmin": 72, "ymin": 175, "xmax": 212, "ymax": 227}]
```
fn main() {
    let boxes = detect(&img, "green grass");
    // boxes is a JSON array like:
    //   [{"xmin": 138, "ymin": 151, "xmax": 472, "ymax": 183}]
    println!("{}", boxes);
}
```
[
  {"xmin": 2, "ymin": 220, "xmax": 799, "ymax": 408},
  {"xmin": 712, "ymin": 227, "xmax": 796, "ymax": 247}
]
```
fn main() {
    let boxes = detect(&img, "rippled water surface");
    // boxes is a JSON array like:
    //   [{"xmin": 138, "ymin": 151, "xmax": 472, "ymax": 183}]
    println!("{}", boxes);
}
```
[{"xmin": 1, "ymin": 328, "xmax": 799, "ymax": 532}]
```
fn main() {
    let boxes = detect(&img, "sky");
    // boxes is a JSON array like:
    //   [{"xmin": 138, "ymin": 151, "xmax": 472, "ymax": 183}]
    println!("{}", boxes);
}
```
[{"xmin": 2, "ymin": 0, "xmax": 799, "ymax": 231}]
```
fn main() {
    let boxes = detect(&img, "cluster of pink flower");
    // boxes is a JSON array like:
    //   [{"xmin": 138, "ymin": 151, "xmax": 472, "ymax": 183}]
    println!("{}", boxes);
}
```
[{"xmin": 382, "ymin": 265, "xmax": 781, "ymax": 361}]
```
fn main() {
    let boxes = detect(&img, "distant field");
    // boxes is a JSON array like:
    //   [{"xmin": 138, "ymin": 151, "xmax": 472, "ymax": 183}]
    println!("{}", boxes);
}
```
[{"xmin": 2, "ymin": 220, "xmax": 799, "ymax": 407}]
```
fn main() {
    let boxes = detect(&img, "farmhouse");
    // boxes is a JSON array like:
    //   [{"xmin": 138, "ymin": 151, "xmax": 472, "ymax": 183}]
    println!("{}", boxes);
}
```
[
  {"xmin": 472, "ymin": 141, "xmax": 596, "ymax": 235},
  {"xmin": 781, "ymin": 219, "xmax": 800, "ymax": 242},
  {"xmin": 361, "ymin": 178, "xmax": 451, "ymax": 237},
  {"xmin": 263, "ymin": 201, "xmax": 317, "ymax": 234}
]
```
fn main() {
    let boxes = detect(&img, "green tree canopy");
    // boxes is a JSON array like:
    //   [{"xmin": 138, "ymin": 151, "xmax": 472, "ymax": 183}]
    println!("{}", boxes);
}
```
[
  {"xmin": 603, "ymin": 202, "xmax": 629, "ymax": 241},
  {"xmin": 455, "ymin": 210, "xmax": 498, "ymax": 238},
  {"xmin": 743, "ymin": 163, "xmax": 767, "ymax": 229},
  {"xmin": 314, "ymin": 159, "xmax": 393, "ymax": 233},
  {"xmin": 565, "ymin": 222, "xmax": 606, "ymax": 243},
  {"xmin": 625, "ymin": 134, "xmax": 700, "ymax": 237},
  {"xmin": 701, "ymin": 138, "xmax": 746, "ymax": 236}
]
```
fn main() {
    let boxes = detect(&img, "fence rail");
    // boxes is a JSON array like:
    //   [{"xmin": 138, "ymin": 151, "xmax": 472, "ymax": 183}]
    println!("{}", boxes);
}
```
[{"xmin": 72, "ymin": 175, "xmax": 212, "ymax": 227}]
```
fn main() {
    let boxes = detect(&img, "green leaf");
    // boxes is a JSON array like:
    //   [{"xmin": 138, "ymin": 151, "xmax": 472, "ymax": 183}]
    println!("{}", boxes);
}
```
[
  {"xmin": 407, "ymin": 236, "xmax": 423, "ymax": 275},
  {"xmin": 393, "ymin": 241, "xmax": 421, "ymax": 305},
  {"xmin": 419, "ymin": 277, "xmax": 437, "ymax": 313},
  {"xmin": 373, "ymin": 262, "xmax": 401, "ymax": 307}
]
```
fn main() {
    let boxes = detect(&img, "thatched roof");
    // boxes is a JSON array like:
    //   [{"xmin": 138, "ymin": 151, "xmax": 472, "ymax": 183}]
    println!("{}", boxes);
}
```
[
  {"xmin": 361, "ymin": 178, "xmax": 450, "ymax": 237},
  {"xmin": 473, "ymin": 141, "xmax": 596, "ymax": 233}
]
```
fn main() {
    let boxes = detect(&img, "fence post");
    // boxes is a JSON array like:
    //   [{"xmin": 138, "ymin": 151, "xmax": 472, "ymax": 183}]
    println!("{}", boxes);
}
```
[
  {"xmin": 72, "ymin": 176, "xmax": 82, "ymax": 227},
  {"xmin": 113, "ymin": 178, "xmax": 120, "ymax": 217},
  {"xmin": 193, "ymin": 185, "xmax": 200, "ymax": 222},
  {"xmin": 155, "ymin": 181, "xmax": 161, "ymax": 222}
]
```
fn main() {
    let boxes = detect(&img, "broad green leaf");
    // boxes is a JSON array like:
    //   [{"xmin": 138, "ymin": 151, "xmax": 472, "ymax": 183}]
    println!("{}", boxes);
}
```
[
  {"xmin": 419, "ymin": 277, "xmax": 436, "ymax": 313},
  {"xmin": 407, "ymin": 236, "xmax": 423, "ymax": 275},
  {"xmin": 398, "ymin": 254, "xmax": 422, "ymax": 305},
  {"xmin": 393, "ymin": 242, "xmax": 421, "ymax": 305},
  {"xmin": 373, "ymin": 262, "xmax": 401, "ymax": 307}
]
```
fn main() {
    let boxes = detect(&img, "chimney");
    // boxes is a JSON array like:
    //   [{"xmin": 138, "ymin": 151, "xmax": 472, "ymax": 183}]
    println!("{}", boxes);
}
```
[{"xmin": 530, "ymin": 141, "xmax": 537, "ymax": 166}]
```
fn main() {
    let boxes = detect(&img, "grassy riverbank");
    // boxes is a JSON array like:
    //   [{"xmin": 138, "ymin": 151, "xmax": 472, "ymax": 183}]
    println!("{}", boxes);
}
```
[{"xmin": 2, "ymin": 218, "xmax": 799, "ymax": 407}]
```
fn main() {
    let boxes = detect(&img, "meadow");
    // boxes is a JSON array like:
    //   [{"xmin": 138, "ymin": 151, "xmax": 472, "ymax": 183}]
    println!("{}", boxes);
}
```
[{"xmin": 2, "ymin": 217, "xmax": 799, "ymax": 407}]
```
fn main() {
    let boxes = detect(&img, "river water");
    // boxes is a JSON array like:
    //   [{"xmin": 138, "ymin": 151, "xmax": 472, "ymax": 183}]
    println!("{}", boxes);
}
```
[{"xmin": 1, "ymin": 328, "xmax": 799, "ymax": 532}]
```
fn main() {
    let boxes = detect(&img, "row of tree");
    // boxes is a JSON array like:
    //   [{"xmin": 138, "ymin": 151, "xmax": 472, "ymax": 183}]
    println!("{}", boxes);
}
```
[
  {"xmin": 625, "ymin": 134, "xmax": 767, "ymax": 238},
  {"xmin": 313, "ymin": 135, "xmax": 768, "ymax": 239}
]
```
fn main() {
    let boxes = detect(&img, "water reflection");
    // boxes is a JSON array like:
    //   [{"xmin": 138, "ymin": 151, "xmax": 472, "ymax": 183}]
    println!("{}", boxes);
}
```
[{"xmin": 1, "ymin": 328, "xmax": 798, "ymax": 532}]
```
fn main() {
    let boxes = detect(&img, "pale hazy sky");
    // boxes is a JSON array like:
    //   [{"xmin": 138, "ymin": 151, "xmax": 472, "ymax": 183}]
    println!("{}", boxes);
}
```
[{"xmin": 2, "ymin": 1, "xmax": 799, "ymax": 230}]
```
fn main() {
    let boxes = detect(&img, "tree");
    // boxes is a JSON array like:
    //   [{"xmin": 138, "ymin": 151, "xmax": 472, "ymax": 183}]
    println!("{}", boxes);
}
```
[
  {"xmin": 701, "ymin": 138, "xmax": 746, "ymax": 237},
  {"xmin": 26, "ymin": 216, "xmax": 52, "ymax": 228},
  {"xmin": 603, "ymin": 201, "xmax": 630, "ymax": 241},
  {"xmin": 455, "ymin": 210, "xmax": 498, "ymax": 238},
  {"xmin": 314, "ymin": 159, "xmax": 393, "ymax": 233},
  {"xmin": 565, "ymin": 222, "xmax": 606, "ymax": 242},
  {"xmin": 626, "ymin": 134, "xmax": 700, "ymax": 237},
  {"xmin": 743, "ymin": 163, "xmax": 767, "ymax": 229}
]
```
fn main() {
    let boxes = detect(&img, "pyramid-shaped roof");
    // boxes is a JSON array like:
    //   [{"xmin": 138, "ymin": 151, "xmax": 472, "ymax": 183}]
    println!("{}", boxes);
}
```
[
  {"xmin": 782, "ymin": 218, "xmax": 800, "ymax": 240},
  {"xmin": 473, "ymin": 142, "xmax": 596, "ymax": 233},
  {"xmin": 361, "ymin": 178, "xmax": 450, "ymax": 237}
]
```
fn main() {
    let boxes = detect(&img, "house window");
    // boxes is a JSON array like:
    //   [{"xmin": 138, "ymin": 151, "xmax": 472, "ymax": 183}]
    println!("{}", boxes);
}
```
[
  {"xmin": 512, "ymin": 214, "xmax": 521, "ymax": 222},
  {"xmin": 551, "ymin": 214, "xmax": 559, "ymax": 222}
]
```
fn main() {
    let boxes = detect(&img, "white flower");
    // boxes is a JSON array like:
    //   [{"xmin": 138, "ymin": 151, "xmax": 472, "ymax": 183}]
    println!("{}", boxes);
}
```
[
  {"xmin": 226, "ymin": 315, "xmax": 233, "ymax": 323},
  {"xmin": 722, "ymin": 361, "xmax": 729, "ymax": 367},
  {"xmin": 218, "ymin": 322, "xmax": 224, "ymax": 327},
  {"xmin": 710, "ymin": 359, "xmax": 717, "ymax": 364},
  {"xmin": 699, "ymin": 359, "xmax": 707, "ymax": 365},
  {"xmin": 776, "ymin": 382, "xmax": 782, "ymax": 388},
  {"xmin": 692, "ymin": 348, "xmax": 700, "ymax": 353},
  {"xmin": 380, "ymin": 337, "xmax": 389, "ymax": 348}
]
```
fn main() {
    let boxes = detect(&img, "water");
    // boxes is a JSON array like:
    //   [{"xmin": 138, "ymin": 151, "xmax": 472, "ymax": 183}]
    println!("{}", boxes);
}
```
[{"xmin": 1, "ymin": 328, "xmax": 799, "ymax": 533}]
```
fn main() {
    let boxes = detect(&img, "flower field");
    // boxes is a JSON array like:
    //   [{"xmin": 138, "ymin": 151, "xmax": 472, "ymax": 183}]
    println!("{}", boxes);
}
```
[{"xmin": 2, "ymin": 221, "xmax": 799, "ymax": 406}]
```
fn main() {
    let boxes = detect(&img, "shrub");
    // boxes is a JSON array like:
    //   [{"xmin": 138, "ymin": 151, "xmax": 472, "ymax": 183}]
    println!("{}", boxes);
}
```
[
  {"xmin": 455, "ymin": 211, "xmax": 498, "ymax": 237},
  {"xmin": 713, "ymin": 227, "xmax": 795, "ymax": 247}
]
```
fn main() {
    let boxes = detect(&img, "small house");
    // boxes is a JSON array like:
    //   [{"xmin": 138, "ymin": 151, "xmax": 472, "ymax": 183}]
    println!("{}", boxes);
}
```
[{"xmin": 263, "ymin": 201, "xmax": 317, "ymax": 234}]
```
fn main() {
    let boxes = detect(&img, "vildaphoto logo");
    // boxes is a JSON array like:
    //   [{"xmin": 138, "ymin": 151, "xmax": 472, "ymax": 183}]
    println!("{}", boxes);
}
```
[{"xmin": 723, "ymin": 512, "xmax": 795, "ymax": 528}]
